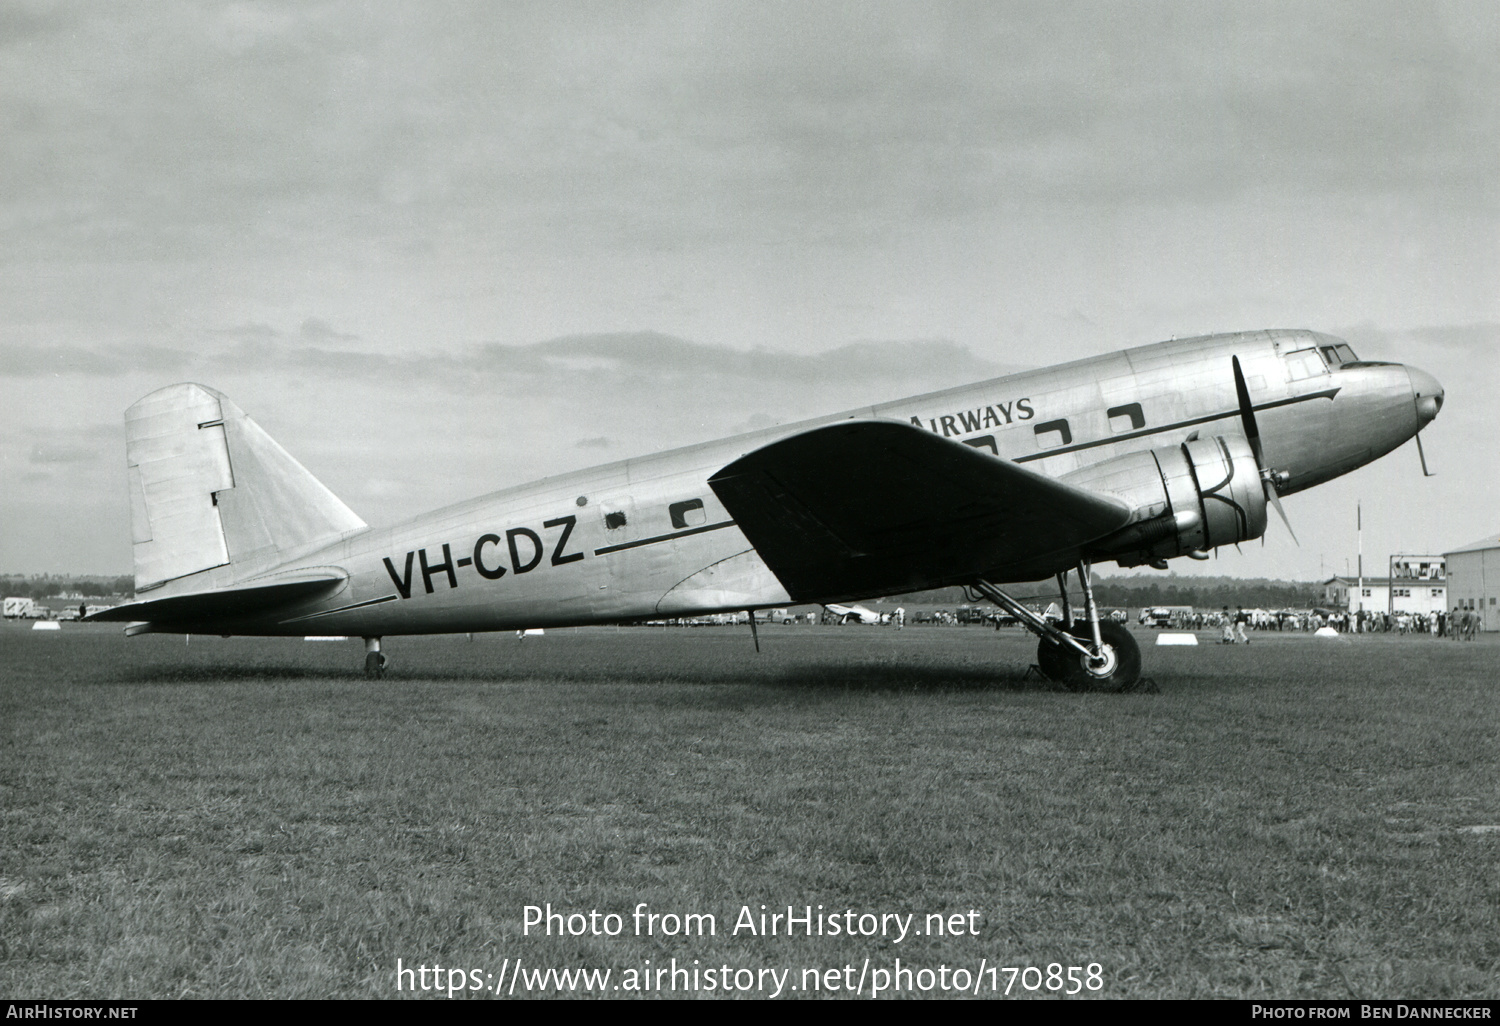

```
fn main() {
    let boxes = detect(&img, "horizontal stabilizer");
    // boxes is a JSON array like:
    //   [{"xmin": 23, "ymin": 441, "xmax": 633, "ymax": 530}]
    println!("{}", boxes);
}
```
[
  {"xmin": 708, "ymin": 420, "xmax": 1132, "ymax": 600},
  {"xmin": 85, "ymin": 570, "xmax": 346, "ymax": 624}
]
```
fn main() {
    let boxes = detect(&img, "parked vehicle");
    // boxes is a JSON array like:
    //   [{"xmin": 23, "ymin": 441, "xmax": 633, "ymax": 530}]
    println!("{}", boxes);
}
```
[{"xmin": 4, "ymin": 597, "xmax": 39, "ymax": 619}]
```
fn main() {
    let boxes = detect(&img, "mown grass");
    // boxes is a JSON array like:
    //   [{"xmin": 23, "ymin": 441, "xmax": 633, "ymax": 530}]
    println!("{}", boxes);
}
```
[{"xmin": 1, "ymin": 622, "xmax": 1497, "ymax": 999}]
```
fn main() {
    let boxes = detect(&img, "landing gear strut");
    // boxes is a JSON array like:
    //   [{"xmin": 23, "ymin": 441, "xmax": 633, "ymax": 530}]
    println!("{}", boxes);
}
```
[
  {"xmin": 972, "ymin": 562, "xmax": 1141, "ymax": 692},
  {"xmin": 363, "ymin": 636, "xmax": 387, "ymax": 679}
]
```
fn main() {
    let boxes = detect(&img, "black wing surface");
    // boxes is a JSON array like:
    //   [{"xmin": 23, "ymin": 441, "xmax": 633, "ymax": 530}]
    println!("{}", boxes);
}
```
[{"xmin": 708, "ymin": 420, "xmax": 1132, "ymax": 601}]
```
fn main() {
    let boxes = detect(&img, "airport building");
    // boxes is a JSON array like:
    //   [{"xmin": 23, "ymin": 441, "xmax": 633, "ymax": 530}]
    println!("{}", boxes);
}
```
[
  {"xmin": 1324, "ymin": 576, "xmax": 1384, "ymax": 614},
  {"xmin": 1443, "ymin": 534, "xmax": 1499, "ymax": 632},
  {"xmin": 1323, "ymin": 554, "xmax": 1447, "ymax": 616},
  {"xmin": 1322, "ymin": 577, "xmax": 1447, "ymax": 616}
]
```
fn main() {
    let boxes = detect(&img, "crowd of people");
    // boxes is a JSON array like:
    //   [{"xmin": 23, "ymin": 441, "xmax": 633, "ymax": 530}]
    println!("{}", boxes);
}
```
[
  {"xmin": 1190, "ymin": 605, "xmax": 1485, "ymax": 642},
  {"xmin": 1318, "ymin": 607, "xmax": 1483, "ymax": 639}
]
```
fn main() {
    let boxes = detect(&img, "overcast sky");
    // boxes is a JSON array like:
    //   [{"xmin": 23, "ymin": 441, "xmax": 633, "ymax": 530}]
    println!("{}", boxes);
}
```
[{"xmin": 3, "ymin": 1, "xmax": 1496, "ymax": 581}]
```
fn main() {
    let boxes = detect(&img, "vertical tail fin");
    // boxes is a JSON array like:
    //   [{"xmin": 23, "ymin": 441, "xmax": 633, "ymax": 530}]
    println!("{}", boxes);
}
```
[{"xmin": 126, "ymin": 384, "xmax": 366, "ymax": 591}]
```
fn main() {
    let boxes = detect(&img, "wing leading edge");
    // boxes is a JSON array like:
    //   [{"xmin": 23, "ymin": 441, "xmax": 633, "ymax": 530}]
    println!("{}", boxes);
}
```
[{"xmin": 707, "ymin": 420, "xmax": 1132, "ymax": 601}]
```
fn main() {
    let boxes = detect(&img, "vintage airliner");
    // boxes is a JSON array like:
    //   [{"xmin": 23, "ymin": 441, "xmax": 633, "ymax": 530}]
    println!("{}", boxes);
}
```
[{"xmin": 89, "ymin": 329, "xmax": 1443, "ymax": 690}]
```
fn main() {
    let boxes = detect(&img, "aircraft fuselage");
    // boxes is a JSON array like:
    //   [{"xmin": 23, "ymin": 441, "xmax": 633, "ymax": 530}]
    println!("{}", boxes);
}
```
[{"xmin": 139, "ymin": 329, "xmax": 1442, "ymax": 636}]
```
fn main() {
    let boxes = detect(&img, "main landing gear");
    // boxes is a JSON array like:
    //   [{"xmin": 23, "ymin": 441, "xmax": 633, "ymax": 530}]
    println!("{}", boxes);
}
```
[
  {"xmin": 971, "ymin": 562, "xmax": 1141, "ymax": 692},
  {"xmin": 363, "ymin": 636, "xmax": 387, "ymax": 680}
]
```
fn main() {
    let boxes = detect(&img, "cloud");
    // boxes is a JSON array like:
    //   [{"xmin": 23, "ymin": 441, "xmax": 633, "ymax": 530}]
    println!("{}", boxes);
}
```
[
  {"xmin": 28, "ymin": 442, "xmax": 96, "ymax": 464},
  {"xmin": 1345, "ymin": 322, "xmax": 1500, "ymax": 354},
  {"xmin": 210, "ymin": 322, "xmax": 281, "ymax": 342},
  {"xmin": 0, "ymin": 325, "xmax": 1022, "ymax": 406},
  {"xmin": 0, "ymin": 344, "xmax": 193, "ymax": 377},
  {"xmin": 0, "ymin": 3, "xmax": 73, "ymax": 48},
  {"xmin": 299, "ymin": 317, "xmax": 360, "ymax": 343},
  {"xmin": 464, "ymin": 332, "xmax": 1017, "ymax": 389},
  {"xmin": 0, "ymin": 318, "xmax": 379, "ymax": 378},
  {"xmin": 2, "ymin": 3, "xmax": 1494, "ymax": 270}
]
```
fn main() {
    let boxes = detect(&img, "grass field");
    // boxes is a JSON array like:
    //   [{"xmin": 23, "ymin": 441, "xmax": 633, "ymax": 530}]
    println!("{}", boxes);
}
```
[{"xmin": 2, "ymin": 621, "xmax": 1497, "ymax": 999}]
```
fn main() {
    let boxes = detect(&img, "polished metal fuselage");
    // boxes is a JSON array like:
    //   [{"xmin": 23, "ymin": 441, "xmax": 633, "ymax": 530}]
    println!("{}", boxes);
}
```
[{"xmin": 178, "ymin": 329, "xmax": 1439, "ymax": 636}]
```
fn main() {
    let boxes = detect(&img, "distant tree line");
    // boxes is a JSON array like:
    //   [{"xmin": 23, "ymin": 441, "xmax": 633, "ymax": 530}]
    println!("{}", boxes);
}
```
[
  {"xmin": 883, "ymin": 574, "xmax": 1323, "ymax": 611},
  {"xmin": 0, "ymin": 575, "xmax": 134, "ymax": 599},
  {"xmin": 1091, "ymin": 579, "xmax": 1324, "ymax": 611}
]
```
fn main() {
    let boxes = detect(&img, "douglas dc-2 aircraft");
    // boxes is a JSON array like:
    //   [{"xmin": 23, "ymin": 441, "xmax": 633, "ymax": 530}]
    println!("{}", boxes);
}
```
[{"xmin": 89, "ymin": 329, "xmax": 1443, "ymax": 690}]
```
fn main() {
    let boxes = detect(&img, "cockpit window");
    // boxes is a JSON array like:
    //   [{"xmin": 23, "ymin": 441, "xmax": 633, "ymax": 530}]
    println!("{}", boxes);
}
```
[
  {"xmin": 1318, "ymin": 343, "xmax": 1359, "ymax": 367},
  {"xmin": 1284, "ymin": 348, "xmax": 1327, "ymax": 380}
]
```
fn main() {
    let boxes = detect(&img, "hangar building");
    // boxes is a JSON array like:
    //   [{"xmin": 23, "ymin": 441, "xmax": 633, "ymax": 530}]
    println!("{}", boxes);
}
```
[{"xmin": 1444, "ymin": 534, "xmax": 1499, "ymax": 632}]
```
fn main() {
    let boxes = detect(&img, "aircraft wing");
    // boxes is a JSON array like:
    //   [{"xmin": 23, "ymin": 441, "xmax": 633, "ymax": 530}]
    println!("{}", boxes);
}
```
[
  {"xmin": 84, "ymin": 569, "xmax": 346, "ymax": 625},
  {"xmin": 707, "ymin": 420, "xmax": 1132, "ymax": 601}
]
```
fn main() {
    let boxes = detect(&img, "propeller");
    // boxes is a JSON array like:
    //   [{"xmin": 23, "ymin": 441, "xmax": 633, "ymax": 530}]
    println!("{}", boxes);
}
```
[{"xmin": 1232, "ymin": 355, "xmax": 1298, "ymax": 545}]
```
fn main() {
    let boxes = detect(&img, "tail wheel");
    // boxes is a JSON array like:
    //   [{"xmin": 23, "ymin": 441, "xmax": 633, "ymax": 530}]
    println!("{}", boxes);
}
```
[
  {"xmin": 364, "ymin": 651, "xmax": 386, "ymax": 680},
  {"xmin": 1036, "ymin": 620, "xmax": 1141, "ymax": 692}
]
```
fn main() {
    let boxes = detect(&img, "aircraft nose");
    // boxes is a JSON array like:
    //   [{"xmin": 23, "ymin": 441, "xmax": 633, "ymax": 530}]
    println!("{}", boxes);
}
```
[{"xmin": 1408, "ymin": 366, "xmax": 1444, "ymax": 424}]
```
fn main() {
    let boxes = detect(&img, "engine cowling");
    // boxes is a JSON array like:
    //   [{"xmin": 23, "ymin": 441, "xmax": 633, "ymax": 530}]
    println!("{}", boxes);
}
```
[{"xmin": 1060, "ymin": 435, "xmax": 1269, "ymax": 566}]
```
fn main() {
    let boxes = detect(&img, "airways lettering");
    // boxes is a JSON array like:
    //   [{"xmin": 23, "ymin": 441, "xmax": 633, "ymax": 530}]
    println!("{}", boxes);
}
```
[{"xmin": 910, "ymin": 397, "xmax": 1033, "ymax": 438}]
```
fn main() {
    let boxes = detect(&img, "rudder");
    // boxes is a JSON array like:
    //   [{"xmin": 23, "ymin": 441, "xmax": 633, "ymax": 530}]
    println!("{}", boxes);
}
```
[{"xmin": 126, "ymin": 384, "xmax": 366, "ymax": 591}]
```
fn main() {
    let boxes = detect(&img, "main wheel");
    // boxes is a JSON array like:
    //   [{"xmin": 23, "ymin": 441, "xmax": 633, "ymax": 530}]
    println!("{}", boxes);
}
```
[
  {"xmin": 1036, "ymin": 620, "xmax": 1141, "ymax": 692},
  {"xmin": 364, "ymin": 651, "xmax": 386, "ymax": 680}
]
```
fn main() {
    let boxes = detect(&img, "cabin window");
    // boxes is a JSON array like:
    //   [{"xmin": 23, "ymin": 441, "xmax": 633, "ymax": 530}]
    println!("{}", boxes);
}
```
[
  {"xmin": 1106, "ymin": 403, "xmax": 1145, "ymax": 433},
  {"xmin": 604, "ymin": 511, "xmax": 628, "ymax": 530},
  {"xmin": 962, "ymin": 435, "xmax": 997, "ymax": 454},
  {"xmin": 1283, "ymin": 348, "xmax": 1327, "ymax": 381},
  {"xmin": 1033, "ymin": 418, "xmax": 1072, "ymax": 448},
  {"xmin": 669, "ymin": 499, "xmax": 707, "ymax": 529}
]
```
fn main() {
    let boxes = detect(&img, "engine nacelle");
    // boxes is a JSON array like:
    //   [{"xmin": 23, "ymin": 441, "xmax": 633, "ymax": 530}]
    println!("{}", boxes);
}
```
[{"xmin": 1060, "ymin": 435, "xmax": 1269, "ymax": 566}]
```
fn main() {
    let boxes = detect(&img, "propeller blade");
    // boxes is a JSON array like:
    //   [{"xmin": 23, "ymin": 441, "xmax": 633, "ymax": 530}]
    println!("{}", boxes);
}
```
[
  {"xmin": 1231, "ymin": 355, "xmax": 1266, "ymax": 467},
  {"xmin": 1415, "ymin": 433, "xmax": 1435, "ymax": 477},
  {"xmin": 1269, "ymin": 490, "xmax": 1299, "ymax": 546},
  {"xmin": 1234, "ymin": 354, "xmax": 1298, "ymax": 545}
]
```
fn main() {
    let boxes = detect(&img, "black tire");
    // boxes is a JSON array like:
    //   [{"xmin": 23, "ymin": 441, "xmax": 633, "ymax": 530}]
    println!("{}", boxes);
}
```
[
  {"xmin": 1036, "ymin": 620, "xmax": 1141, "ymax": 692},
  {"xmin": 1036, "ymin": 625, "xmax": 1078, "ymax": 685},
  {"xmin": 364, "ymin": 651, "xmax": 386, "ymax": 680}
]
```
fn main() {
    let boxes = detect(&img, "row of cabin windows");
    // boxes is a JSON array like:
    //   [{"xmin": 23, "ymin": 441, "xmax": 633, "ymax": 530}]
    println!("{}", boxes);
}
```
[
  {"xmin": 1029, "ymin": 344, "xmax": 1363, "ymax": 450},
  {"xmin": 1027, "ymin": 402, "xmax": 1144, "ymax": 451},
  {"xmin": 601, "ymin": 498, "xmax": 709, "ymax": 532}
]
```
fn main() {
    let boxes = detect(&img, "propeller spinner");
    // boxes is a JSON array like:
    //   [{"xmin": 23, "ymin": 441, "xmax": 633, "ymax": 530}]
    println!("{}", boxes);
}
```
[{"xmin": 1232, "ymin": 355, "xmax": 1298, "ymax": 545}]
